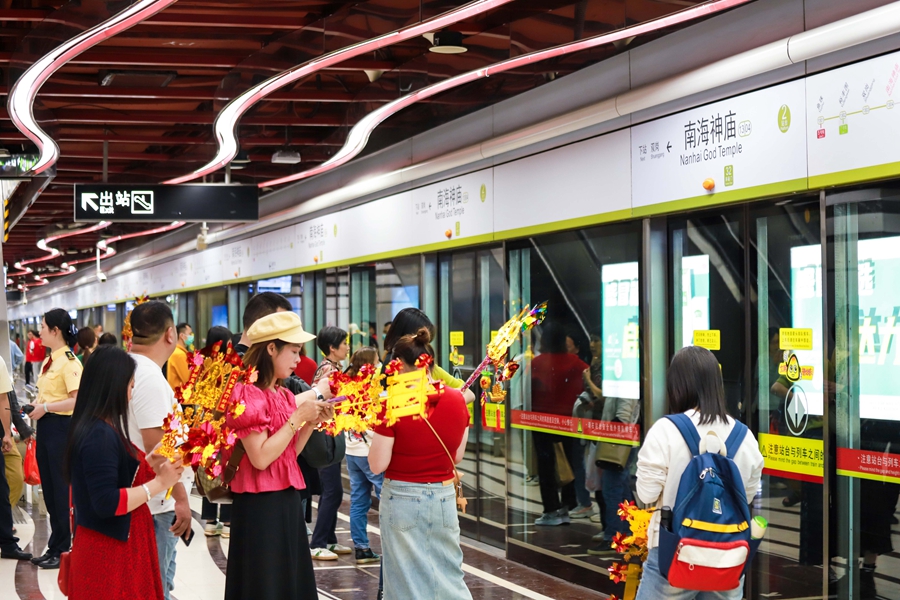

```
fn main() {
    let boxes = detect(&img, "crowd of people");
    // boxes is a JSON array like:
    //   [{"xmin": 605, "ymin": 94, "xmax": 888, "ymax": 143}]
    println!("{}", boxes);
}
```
[{"xmin": 0, "ymin": 294, "xmax": 775, "ymax": 600}]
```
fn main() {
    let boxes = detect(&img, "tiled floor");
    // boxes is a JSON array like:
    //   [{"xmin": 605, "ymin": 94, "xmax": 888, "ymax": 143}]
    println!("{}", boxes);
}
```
[{"xmin": 1, "ymin": 494, "xmax": 608, "ymax": 600}]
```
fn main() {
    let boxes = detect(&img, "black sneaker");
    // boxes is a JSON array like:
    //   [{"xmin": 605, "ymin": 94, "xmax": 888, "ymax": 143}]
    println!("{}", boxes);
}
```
[{"xmin": 355, "ymin": 547, "xmax": 380, "ymax": 564}]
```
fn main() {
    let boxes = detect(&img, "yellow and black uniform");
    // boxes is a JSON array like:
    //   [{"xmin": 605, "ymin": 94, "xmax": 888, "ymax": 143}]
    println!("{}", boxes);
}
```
[{"xmin": 35, "ymin": 346, "xmax": 82, "ymax": 560}]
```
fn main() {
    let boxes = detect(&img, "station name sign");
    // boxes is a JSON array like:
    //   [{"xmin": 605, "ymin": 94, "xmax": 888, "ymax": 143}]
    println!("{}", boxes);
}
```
[{"xmin": 73, "ymin": 184, "xmax": 258, "ymax": 223}]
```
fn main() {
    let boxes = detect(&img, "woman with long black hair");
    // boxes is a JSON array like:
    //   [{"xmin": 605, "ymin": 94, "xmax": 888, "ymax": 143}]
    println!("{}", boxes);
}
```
[
  {"xmin": 64, "ymin": 346, "xmax": 183, "ymax": 599},
  {"xmin": 28, "ymin": 308, "xmax": 83, "ymax": 569}
]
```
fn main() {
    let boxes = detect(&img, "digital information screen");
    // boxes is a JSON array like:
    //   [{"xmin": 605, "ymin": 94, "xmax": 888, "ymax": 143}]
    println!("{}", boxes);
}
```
[
  {"xmin": 601, "ymin": 262, "xmax": 640, "ymax": 400},
  {"xmin": 257, "ymin": 275, "xmax": 292, "ymax": 294},
  {"xmin": 681, "ymin": 255, "xmax": 710, "ymax": 348}
]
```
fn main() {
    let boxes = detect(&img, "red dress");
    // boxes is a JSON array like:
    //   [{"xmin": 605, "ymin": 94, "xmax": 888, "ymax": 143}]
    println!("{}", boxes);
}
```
[{"xmin": 69, "ymin": 450, "xmax": 164, "ymax": 600}]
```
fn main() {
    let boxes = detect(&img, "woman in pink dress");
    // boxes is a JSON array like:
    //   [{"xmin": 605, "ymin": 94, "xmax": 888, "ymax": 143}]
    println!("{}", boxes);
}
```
[{"xmin": 225, "ymin": 311, "xmax": 334, "ymax": 600}]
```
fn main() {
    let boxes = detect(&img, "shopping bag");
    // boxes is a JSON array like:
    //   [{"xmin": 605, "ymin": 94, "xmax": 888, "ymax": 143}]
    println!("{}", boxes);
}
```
[
  {"xmin": 554, "ymin": 442, "xmax": 575, "ymax": 486},
  {"xmin": 24, "ymin": 439, "xmax": 40, "ymax": 485}
]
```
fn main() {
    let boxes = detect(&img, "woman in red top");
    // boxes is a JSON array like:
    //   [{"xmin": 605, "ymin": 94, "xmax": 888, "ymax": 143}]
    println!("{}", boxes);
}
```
[
  {"xmin": 65, "ymin": 346, "xmax": 184, "ymax": 600},
  {"xmin": 293, "ymin": 344, "xmax": 318, "ymax": 385},
  {"xmin": 369, "ymin": 328, "xmax": 472, "ymax": 600},
  {"xmin": 224, "ymin": 311, "xmax": 333, "ymax": 600},
  {"xmin": 530, "ymin": 321, "xmax": 589, "ymax": 526}
]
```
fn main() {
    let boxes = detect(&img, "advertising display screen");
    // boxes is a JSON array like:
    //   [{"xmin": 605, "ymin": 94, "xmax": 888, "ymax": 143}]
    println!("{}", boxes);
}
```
[
  {"xmin": 856, "ymin": 236, "xmax": 900, "ymax": 420},
  {"xmin": 789, "ymin": 245, "xmax": 825, "ymax": 417},
  {"xmin": 681, "ymin": 255, "xmax": 710, "ymax": 348},
  {"xmin": 601, "ymin": 262, "xmax": 640, "ymax": 399}
]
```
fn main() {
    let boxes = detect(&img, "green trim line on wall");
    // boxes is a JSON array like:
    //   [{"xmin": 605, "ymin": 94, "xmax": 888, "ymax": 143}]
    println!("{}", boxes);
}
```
[
  {"xmin": 632, "ymin": 178, "xmax": 809, "ymax": 217},
  {"xmin": 808, "ymin": 160, "xmax": 900, "ymax": 189},
  {"xmin": 494, "ymin": 208, "xmax": 633, "ymax": 241},
  {"xmin": 836, "ymin": 469, "xmax": 900, "ymax": 486}
]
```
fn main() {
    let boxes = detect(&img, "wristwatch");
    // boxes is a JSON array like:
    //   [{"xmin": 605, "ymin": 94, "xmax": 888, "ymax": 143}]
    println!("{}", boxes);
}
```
[{"xmin": 315, "ymin": 389, "xmax": 325, "ymax": 402}]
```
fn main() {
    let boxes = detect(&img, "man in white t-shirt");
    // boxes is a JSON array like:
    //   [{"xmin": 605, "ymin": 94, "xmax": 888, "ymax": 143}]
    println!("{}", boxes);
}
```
[
  {"xmin": 0, "ymin": 354, "xmax": 32, "ymax": 561},
  {"xmin": 127, "ymin": 302, "xmax": 193, "ymax": 600}
]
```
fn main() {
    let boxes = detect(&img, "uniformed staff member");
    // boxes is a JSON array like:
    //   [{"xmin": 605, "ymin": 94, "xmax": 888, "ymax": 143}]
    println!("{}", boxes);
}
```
[{"xmin": 28, "ymin": 308, "xmax": 82, "ymax": 570}]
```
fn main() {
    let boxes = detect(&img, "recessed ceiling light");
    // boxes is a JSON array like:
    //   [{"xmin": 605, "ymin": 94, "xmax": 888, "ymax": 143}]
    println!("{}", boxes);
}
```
[{"xmin": 429, "ymin": 30, "xmax": 467, "ymax": 54}]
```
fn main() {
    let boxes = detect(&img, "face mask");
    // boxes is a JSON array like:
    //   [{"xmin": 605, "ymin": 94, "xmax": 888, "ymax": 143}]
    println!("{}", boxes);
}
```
[{"xmin": 185, "ymin": 334, "xmax": 194, "ymax": 347}]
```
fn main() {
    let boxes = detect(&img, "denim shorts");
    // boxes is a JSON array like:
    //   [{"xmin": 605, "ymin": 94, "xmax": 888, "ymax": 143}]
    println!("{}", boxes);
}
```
[{"xmin": 380, "ymin": 479, "xmax": 472, "ymax": 600}]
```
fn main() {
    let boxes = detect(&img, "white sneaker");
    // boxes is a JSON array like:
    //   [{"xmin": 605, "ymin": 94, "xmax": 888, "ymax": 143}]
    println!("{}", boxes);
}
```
[
  {"xmin": 570, "ymin": 505, "xmax": 593, "ymax": 519},
  {"xmin": 220, "ymin": 525, "xmax": 230, "ymax": 539},
  {"xmin": 310, "ymin": 548, "xmax": 339, "ymax": 561},
  {"xmin": 307, "ymin": 526, "xmax": 312, "ymax": 536},
  {"xmin": 204, "ymin": 522, "xmax": 220, "ymax": 537},
  {"xmin": 328, "ymin": 543, "xmax": 353, "ymax": 555}
]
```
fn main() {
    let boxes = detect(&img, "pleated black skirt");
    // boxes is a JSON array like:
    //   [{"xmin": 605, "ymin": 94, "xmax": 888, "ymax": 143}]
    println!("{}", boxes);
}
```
[{"xmin": 225, "ymin": 488, "xmax": 318, "ymax": 600}]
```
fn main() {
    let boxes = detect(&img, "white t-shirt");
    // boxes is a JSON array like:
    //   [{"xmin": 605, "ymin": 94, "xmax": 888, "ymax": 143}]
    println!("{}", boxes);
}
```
[
  {"xmin": 636, "ymin": 410, "xmax": 765, "ymax": 549},
  {"xmin": 345, "ymin": 430, "xmax": 373, "ymax": 457},
  {"xmin": 0, "ymin": 355, "xmax": 12, "ymax": 395},
  {"xmin": 128, "ymin": 352, "xmax": 191, "ymax": 515}
]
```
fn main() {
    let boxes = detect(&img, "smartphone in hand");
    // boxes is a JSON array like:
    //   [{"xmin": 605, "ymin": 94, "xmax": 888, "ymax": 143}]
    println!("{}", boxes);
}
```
[{"xmin": 171, "ymin": 515, "xmax": 194, "ymax": 547}]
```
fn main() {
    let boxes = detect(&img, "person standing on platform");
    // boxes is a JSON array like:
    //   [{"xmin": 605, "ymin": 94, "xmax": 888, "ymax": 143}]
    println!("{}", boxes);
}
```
[
  {"xmin": 224, "ymin": 311, "xmax": 333, "ymax": 600},
  {"xmin": 128, "ymin": 302, "xmax": 194, "ymax": 600},
  {"xmin": 309, "ymin": 326, "xmax": 350, "ymax": 561},
  {"xmin": 92, "ymin": 323, "xmax": 103, "ymax": 339},
  {"xmin": 28, "ymin": 309, "xmax": 82, "ymax": 569},
  {"xmin": 64, "ymin": 346, "xmax": 185, "ymax": 600},
  {"xmin": 166, "ymin": 323, "xmax": 193, "ymax": 393},
  {"xmin": 10, "ymin": 336, "xmax": 23, "ymax": 375},
  {"xmin": 369, "ymin": 329, "xmax": 472, "ymax": 600},
  {"xmin": 530, "ymin": 321, "xmax": 589, "ymax": 527},
  {"xmin": 98, "ymin": 332, "xmax": 118, "ymax": 347},
  {"xmin": 0, "ymin": 352, "xmax": 33, "ymax": 562},
  {"xmin": 634, "ymin": 346, "xmax": 763, "ymax": 600},
  {"xmin": 4, "ymin": 348, "xmax": 32, "ymax": 509},
  {"xmin": 383, "ymin": 309, "xmax": 469, "ymax": 392},
  {"xmin": 344, "ymin": 347, "xmax": 383, "ymax": 565},
  {"xmin": 25, "ymin": 330, "xmax": 43, "ymax": 386}
]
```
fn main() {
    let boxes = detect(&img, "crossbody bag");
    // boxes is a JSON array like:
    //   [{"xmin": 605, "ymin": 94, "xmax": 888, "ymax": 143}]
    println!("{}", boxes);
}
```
[{"xmin": 421, "ymin": 418, "xmax": 467, "ymax": 514}]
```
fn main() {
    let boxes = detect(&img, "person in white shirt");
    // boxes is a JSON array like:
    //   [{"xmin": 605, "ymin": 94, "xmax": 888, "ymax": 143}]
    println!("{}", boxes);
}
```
[
  {"xmin": 0, "ymin": 354, "xmax": 33, "ymax": 561},
  {"xmin": 635, "ymin": 346, "xmax": 764, "ymax": 600},
  {"xmin": 127, "ymin": 301, "xmax": 194, "ymax": 600}
]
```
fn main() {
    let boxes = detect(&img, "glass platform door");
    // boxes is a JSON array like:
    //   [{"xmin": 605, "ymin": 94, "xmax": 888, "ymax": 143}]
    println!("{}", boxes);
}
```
[
  {"xmin": 829, "ymin": 188, "xmax": 900, "ymax": 600},
  {"xmin": 438, "ymin": 248, "xmax": 507, "ymax": 548}
]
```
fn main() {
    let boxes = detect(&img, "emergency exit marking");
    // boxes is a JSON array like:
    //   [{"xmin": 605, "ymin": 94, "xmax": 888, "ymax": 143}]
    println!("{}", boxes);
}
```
[
  {"xmin": 779, "ymin": 328, "xmax": 813, "ymax": 350},
  {"xmin": 449, "ymin": 331, "xmax": 465, "ymax": 346},
  {"xmin": 693, "ymin": 329, "xmax": 721, "ymax": 350}
]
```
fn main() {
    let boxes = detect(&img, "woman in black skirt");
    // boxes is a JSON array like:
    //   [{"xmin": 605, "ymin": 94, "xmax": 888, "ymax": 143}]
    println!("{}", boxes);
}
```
[{"xmin": 224, "ymin": 312, "xmax": 333, "ymax": 599}]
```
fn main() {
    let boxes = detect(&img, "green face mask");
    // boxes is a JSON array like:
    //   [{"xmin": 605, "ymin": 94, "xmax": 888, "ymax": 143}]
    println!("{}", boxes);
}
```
[{"xmin": 185, "ymin": 334, "xmax": 194, "ymax": 347}]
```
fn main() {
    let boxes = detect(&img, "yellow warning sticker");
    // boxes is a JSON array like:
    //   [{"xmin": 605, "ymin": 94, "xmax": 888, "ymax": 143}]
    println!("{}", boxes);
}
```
[
  {"xmin": 779, "ymin": 328, "xmax": 813, "ymax": 351},
  {"xmin": 693, "ymin": 330, "xmax": 721, "ymax": 350},
  {"xmin": 449, "ymin": 331, "xmax": 465, "ymax": 346},
  {"xmin": 758, "ymin": 432, "xmax": 824, "ymax": 482},
  {"xmin": 467, "ymin": 402, "xmax": 475, "ymax": 426}
]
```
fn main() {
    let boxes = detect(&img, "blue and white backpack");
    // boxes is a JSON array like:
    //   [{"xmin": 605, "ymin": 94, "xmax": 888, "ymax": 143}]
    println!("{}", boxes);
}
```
[{"xmin": 656, "ymin": 413, "xmax": 760, "ymax": 592}]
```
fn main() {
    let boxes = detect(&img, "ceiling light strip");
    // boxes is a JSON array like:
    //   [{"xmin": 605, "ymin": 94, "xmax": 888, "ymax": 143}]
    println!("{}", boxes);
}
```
[
  {"xmin": 261, "ymin": 0, "xmax": 751, "ymax": 189},
  {"xmin": 163, "ymin": 0, "xmax": 517, "ymax": 185},
  {"xmin": 97, "ymin": 221, "xmax": 184, "ymax": 249},
  {"xmin": 8, "ymin": 0, "xmax": 179, "ymax": 176},
  {"xmin": 15, "ymin": 221, "xmax": 112, "ymax": 268}
]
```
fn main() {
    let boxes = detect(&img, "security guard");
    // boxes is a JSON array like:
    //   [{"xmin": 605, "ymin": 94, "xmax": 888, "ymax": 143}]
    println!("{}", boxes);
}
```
[{"xmin": 28, "ymin": 308, "xmax": 82, "ymax": 570}]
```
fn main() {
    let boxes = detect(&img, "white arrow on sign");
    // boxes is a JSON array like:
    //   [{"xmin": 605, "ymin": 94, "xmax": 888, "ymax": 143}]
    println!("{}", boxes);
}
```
[{"xmin": 81, "ymin": 192, "xmax": 98, "ymax": 212}]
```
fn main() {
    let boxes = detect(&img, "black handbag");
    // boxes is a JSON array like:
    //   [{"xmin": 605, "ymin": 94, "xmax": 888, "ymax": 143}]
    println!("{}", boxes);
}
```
[
  {"xmin": 195, "ymin": 442, "xmax": 245, "ymax": 504},
  {"xmin": 301, "ymin": 430, "xmax": 346, "ymax": 468}
]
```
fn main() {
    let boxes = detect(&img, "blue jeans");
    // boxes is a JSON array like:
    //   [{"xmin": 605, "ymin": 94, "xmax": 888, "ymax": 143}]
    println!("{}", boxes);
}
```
[
  {"xmin": 310, "ymin": 462, "xmax": 343, "ymax": 549},
  {"xmin": 635, "ymin": 548, "xmax": 744, "ymax": 600},
  {"xmin": 347, "ymin": 454, "xmax": 383, "ymax": 549},
  {"xmin": 601, "ymin": 449, "xmax": 636, "ymax": 539},
  {"xmin": 571, "ymin": 441, "xmax": 592, "ymax": 509},
  {"xmin": 152, "ymin": 511, "xmax": 178, "ymax": 600},
  {"xmin": 380, "ymin": 479, "xmax": 472, "ymax": 600}
]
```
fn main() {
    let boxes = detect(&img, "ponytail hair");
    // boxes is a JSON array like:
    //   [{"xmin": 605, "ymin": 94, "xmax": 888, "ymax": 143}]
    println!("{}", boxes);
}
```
[
  {"xmin": 44, "ymin": 308, "xmax": 78, "ymax": 347},
  {"xmin": 391, "ymin": 327, "xmax": 434, "ymax": 368},
  {"xmin": 77, "ymin": 327, "xmax": 96, "ymax": 364}
]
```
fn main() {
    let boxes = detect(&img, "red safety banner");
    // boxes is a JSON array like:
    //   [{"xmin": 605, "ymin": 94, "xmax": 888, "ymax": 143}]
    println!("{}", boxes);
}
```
[
  {"xmin": 837, "ymin": 447, "xmax": 900, "ymax": 484},
  {"xmin": 510, "ymin": 410, "xmax": 640, "ymax": 445}
]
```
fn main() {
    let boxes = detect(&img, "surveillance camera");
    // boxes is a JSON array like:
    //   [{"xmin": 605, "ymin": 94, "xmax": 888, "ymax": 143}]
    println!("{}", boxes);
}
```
[
  {"xmin": 97, "ymin": 271, "xmax": 107, "ymax": 283},
  {"xmin": 196, "ymin": 233, "xmax": 208, "ymax": 252},
  {"xmin": 22, "ymin": 297, "xmax": 27, "ymax": 305}
]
